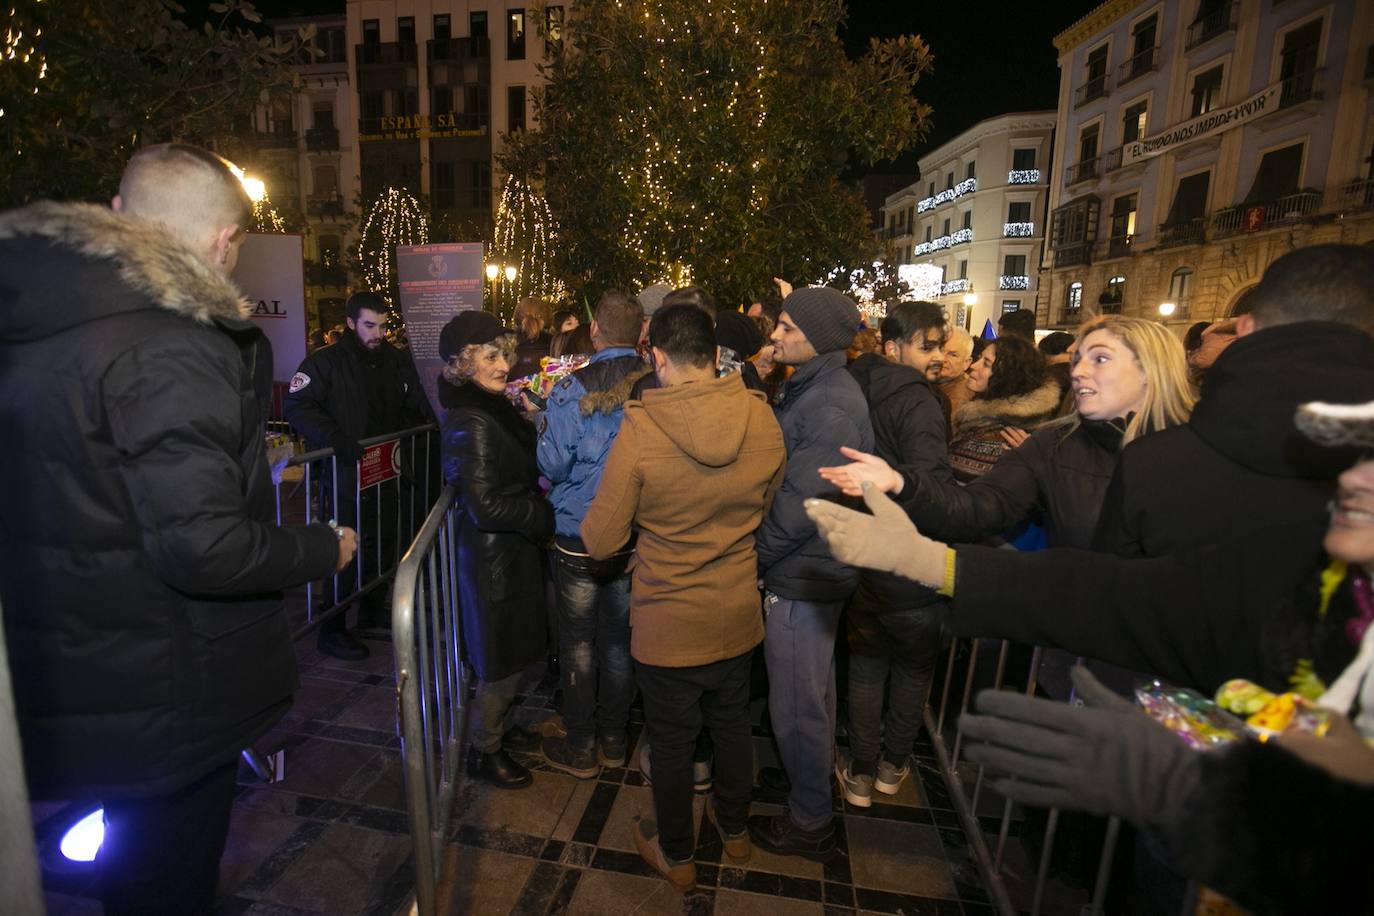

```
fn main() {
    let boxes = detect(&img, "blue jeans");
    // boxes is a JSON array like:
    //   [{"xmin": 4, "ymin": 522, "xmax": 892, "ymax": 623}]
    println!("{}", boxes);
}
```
[
  {"xmin": 554, "ymin": 543, "xmax": 634, "ymax": 747},
  {"xmin": 763, "ymin": 593, "xmax": 844, "ymax": 831}
]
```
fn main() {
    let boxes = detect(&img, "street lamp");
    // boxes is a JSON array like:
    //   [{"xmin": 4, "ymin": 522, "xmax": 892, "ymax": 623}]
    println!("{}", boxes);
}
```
[
  {"xmin": 963, "ymin": 293, "xmax": 978, "ymax": 307},
  {"xmin": 1158, "ymin": 301, "xmax": 1176, "ymax": 318},
  {"xmin": 485, "ymin": 263, "xmax": 500, "ymax": 282},
  {"xmin": 503, "ymin": 264, "xmax": 518, "ymax": 283}
]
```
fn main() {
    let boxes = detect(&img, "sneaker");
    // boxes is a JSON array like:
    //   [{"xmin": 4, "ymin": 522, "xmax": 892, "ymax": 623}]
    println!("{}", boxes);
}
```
[
  {"xmin": 693, "ymin": 757, "xmax": 713, "ymax": 793},
  {"xmin": 633, "ymin": 819, "xmax": 696, "ymax": 891},
  {"xmin": 705, "ymin": 797, "xmax": 751, "ymax": 864},
  {"xmin": 747, "ymin": 813, "xmax": 836, "ymax": 862},
  {"xmin": 542, "ymin": 735, "xmax": 600, "ymax": 779},
  {"xmin": 874, "ymin": 756, "xmax": 911, "ymax": 796},
  {"xmin": 835, "ymin": 760, "xmax": 873, "ymax": 808},
  {"xmin": 598, "ymin": 733, "xmax": 627, "ymax": 768}
]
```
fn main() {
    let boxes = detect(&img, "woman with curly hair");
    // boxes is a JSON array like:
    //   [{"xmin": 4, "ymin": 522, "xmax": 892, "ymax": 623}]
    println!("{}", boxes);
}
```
[
  {"xmin": 437, "ymin": 311, "xmax": 553, "ymax": 789},
  {"xmin": 948, "ymin": 334, "xmax": 1060, "ymax": 482}
]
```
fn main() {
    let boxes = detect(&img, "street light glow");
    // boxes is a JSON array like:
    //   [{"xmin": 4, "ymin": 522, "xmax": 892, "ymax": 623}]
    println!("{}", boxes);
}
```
[
  {"xmin": 1158, "ymin": 301, "xmax": 1176, "ymax": 317},
  {"xmin": 503, "ymin": 264, "xmax": 518, "ymax": 282},
  {"xmin": 485, "ymin": 263, "xmax": 500, "ymax": 281}
]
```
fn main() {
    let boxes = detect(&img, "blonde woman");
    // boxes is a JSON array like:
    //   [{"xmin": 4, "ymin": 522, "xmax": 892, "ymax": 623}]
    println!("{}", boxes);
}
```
[
  {"xmin": 437, "ymin": 311, "xmax": 553, "ymax": 789},
  {"xmin": 820, "ymin": 316, "xmax": 1195, "ymax": 551}
]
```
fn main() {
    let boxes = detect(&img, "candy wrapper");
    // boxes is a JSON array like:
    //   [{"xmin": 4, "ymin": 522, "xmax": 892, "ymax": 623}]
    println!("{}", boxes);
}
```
[
  {"xmin": 1134, "ymin": 682, "xmax": 1245, "ymax": 749},
  {"xmin": 505, "ymin": 354, "xmax": 591, "ymax": 408},
  {"xmin": 1214, "ymin": 678, "xmax": 1332, "ymax": 741}
]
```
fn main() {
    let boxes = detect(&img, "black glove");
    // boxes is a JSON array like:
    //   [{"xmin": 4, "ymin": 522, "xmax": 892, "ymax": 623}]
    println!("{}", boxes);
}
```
[
  {"xmin": 960, "ymin": 667, "xmax": 1202, "ymax": 831},
  {"xmin": 328, "ymin": 432, "xmax": 363, "ymax": 463}
]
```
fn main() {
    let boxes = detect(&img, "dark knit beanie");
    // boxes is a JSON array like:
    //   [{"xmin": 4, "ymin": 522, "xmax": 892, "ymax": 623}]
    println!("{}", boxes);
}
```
[
  {"xmin": 780, "ymin": 287, "xmax": 861, "ymax": 354},
  {"xmin": 715, "ymin": 310, "xmax": 764, "ymax": 359},
  {"xmin": 439, "ymin": 310, "xmax": 506, "ymax": 361}
]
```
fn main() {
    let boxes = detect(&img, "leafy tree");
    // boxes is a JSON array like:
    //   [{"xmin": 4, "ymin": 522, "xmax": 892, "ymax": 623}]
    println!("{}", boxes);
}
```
[
  {"xmin": 1, "ymin": 0, "xmax": 305, "ymax": 207},
  {"xmin": 502, "ymin": 0, "xmax": 932, "ymax": 306}
]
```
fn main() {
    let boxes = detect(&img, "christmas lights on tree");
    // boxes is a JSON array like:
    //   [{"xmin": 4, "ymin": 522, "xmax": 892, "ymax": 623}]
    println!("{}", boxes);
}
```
[
  {"xmin": 490, "ymin": 174, "xmax": 566, "ymax": 320},
  {"xmin": 251, "ymin": 194, "xmax": 287, "ymax": 233},
  {"xmin": 355, "ymin": 186, "xmax": 430, "ymax": 326}
]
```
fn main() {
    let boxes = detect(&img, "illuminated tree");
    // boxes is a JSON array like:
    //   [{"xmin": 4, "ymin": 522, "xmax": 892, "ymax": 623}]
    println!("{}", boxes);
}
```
[
  {"xmin": 502, "ymin": 0, "xmax": 933, "ymax": 306},
  {"xmin": 354, "ymin": 186, "xmax": 430, "ymax": 326},
  {"xmin": 1, "ymin": 0, "xmax": 305, "ymax": 207},
  {"xmin": 489, "ymin": 174, "xmax": 566, "ymax": 321}
]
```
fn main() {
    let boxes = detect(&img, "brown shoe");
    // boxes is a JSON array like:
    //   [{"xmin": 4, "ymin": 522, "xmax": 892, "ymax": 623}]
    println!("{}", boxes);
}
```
[
  {"xmin": 633, "ymin": 819, "xmax": 696, "ymax": 891},
  {"xmin": 705, "ymin": 796, "xmax": 752, "ymax": 864}
]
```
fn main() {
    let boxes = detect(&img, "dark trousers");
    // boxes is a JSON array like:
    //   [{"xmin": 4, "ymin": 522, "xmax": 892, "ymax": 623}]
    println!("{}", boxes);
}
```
[
  {"xmin": 637, "ymin": 651, "xmax": 753, "ymax": 863},
  {"xmin": 98, "ymin": 759, "xmax": 238, "ymax": 916},
  {"xmin": 554, "ymin": 544, "xmax": 634, "ymax": 747},
  {"xmin": 845, "ymin": 602, "xmax": 943, "ymax": 769}
]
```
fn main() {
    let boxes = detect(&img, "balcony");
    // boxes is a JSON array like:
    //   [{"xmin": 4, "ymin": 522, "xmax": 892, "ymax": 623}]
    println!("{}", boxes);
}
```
[
  {"xmin": 1102, "ymin": 234, "xmax": 1134, "ymax": 259},
  {"xmin": 1157, "ymin": 217, "xmax": 1208, "ymax": 249},
  {"xmin": 1333, "ymin": 177, "xmax": 1374, "ymax": 213},
  {"xmin": 1053, "ymin": 242, "xmax": 1094, "ymax": 268},
  {"xmin": 941, "ymin": 278, "xmax": 972, "ymax": 296},
  {"xmin": 305, "ymin": 127, "xmax": 339, "ymax": 152},
  {"xmin": 305, "ymin": 261, "xmax": 349, "ymax": 287},
  {"xmin": 917, "ymin": 178, "xmax": 977, "ymax": 212},
  {"xmin": 913, "ymin": 228, "xmax": 973, "ymax": 256},
  {"xmin": 427, "ymin": 37, "xmax": 491, "ymax": 62},
  {"xmin": 1073, "ymin": 74, "xmax": 1110, "ymax": 108},
  {"xmin": 1008, "ymin": 169, "xmax": 1041, "ymax": 185},
  {"xmin": 1003, "ymin": 222, "xmax": 1035, "ymax": 238},
  {"xmin": 1211, "ymin": 190, "xmax": 1322, "ymax": 237},
  {"xmin": 1278, "ymin": 68, "xmax": 1323, "ymax": 110},
  {"xmin": 356, "ymin": 42, "xmax": 417, "ymax": 67},
  {"xmin": 999, "ymin": 275, "xmax": 1030, "ymax": 291},
  {"xmin": 307, "ymin": 197, "xmax": 347, "ymax": 219},
  {"xmin": 257, "ymin": 126, "xmax": 298, "ymax": 150},
  {"xmin": 1118, "ymin": 46, "xmax": 1159, "ymax": 85},
  {"xmin": 1185, "ymin": 2, "xmax": 1237, "ymax": 50},
  {"xmin": 1057, "ymin": 306, "xmax": 1083, "ymax": 325},
  {"xmin": 1065, "ymin": 157, "xmax": 1100, "ymax": 186}
]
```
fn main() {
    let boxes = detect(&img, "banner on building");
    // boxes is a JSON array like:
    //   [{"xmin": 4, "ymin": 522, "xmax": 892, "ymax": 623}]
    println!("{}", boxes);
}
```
[
  {"xmin": 1121, "ymin": 83, "xmax": 1281, "ymax": 166},
  {"xmin": 232, "ymin": 233, "xmax": 307, "ymax": 384},
  {"xmin": 358, "ymin": 114, "xmax": 487, "ymax": 143},
  {"xmin": 396, "ymin": 242, "xmax": 486, "ymax": 417}
]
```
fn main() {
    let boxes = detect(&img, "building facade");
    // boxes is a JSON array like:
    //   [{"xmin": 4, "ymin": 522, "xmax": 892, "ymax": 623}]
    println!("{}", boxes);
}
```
[
  {"xmin": 1042, "ymin": 0, "xmax": 1374, "ymax": 330},
  {"xmin": 880, "ymin": 112, "xmax": 1057, "ymax": 334}
]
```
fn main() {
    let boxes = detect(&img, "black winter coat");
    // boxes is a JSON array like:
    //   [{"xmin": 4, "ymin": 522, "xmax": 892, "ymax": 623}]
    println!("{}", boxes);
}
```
[
  {"xmin": 440, "ymin": 380, "xmax": 554, "ymax": 681},
  {"xmin": 756, "ymin": 351, "xmax": 874, "ymax": 602},
  {"xmin": 847, "ymin": 354, "xmax": 951, "ymax": 611},
  {"xmin": 1094, "ymin": 322, "xmax": 1374, "ymax": 557},
  {"xmin": 897, "ymin": 418, "xmax": 1126, "ymax": 550},
  {"xmin": 0, "ymin": 203, "xmax": 340, "ymax": 799}
]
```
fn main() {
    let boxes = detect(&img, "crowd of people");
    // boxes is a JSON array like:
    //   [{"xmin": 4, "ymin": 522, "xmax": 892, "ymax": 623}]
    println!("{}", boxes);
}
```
[{"xmin": 1, "ymin": 142, "xmax": 1371, "ymax": 915}]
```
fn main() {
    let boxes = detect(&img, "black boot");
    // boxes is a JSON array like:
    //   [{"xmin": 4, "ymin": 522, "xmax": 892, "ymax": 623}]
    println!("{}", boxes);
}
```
[
  {"xmin": 477, "ymin": 749, "xmax": 532, "ymax": 789},
  {"xmin": 317, "ymin": 625, "xmax": 369, "ymax": 661}
]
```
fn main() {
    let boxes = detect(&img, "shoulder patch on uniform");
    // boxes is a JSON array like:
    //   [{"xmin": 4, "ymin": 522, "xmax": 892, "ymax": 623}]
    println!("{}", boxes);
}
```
[{"xmin": 289, "ymin": 372, "xmax": 311, "ymax": 393}]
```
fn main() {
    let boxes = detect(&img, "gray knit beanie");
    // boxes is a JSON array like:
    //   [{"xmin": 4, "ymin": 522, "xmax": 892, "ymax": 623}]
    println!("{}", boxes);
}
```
[{"xmin": 780, "ymin": 287, "xmax": 861, "ymax": 354}]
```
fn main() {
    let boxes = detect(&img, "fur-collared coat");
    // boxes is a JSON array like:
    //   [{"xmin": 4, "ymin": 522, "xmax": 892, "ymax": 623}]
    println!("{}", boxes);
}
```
[
  {"xmin": 948, "ymin": 379, "xmax": 1062, "ymax": 482},
  {"xmin": 0, "ymin": 203, "xmax": 340, "ymax": 799}
]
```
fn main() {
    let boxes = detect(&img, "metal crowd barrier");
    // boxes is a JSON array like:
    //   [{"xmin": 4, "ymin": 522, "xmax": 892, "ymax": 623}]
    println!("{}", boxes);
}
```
[
  {"xmin": 390, "ymin": 485, "xmax": 466, "ymax": 916},
  {"xmin": 925, "ymin": 638, "xmax": 1200, "ymax": 916}
]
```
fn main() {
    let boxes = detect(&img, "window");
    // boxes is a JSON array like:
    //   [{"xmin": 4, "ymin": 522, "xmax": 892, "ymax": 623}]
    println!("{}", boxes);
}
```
[
  {"xmin": 470, "ymin": 11, "xmax": 488, "ymax": 39},
  {"xmin": 312, "ymin": 103, "xmax": 334, "ymax": 130},
  {"xmin": 1003, "ymin": 254, "xmax": 1027, "ymax": 276},
  {"xmin": 1104, "ymin": 275, "xmax": 1126, "ymax": 304},
  {"xmin": 1188, "ymin": 0, "xmax": 1234, "ymax": 47},
  {"xmin": 1110, "ymin": 193, "xmax": 1138, "ymax": 240},
  {"xmin": 1001, "ymin": 300, "xmax": 1022, "ymax": 314},
  {"xmin": 362, "ymin": 19, "xmax": 379, "ymax": 44},
  {"xmin": 1084, "ymin": 44, "xmax": 1109, "ymax": 98},
  {"xmin": 927, "ymin": 182, "xmax": 935, "ymax": 198},
  {"xmin": 432, "ymin": 86, "xmax": 453, "ymax": 116},
  {"xmin": 1122, "ymin": 100, "xmax": 1148, "ymax": 144},
  {"xmin": 507, "ymin": 9, "xmax": 526, "ymax": 59},
  {"xmin": 315, "ymin": 26, "xmax": 346, "ymax": 63},
  {"xmin": 1279, "ymin": 19, "xmax": 1322, "ymax": 105},
  {"xmin": 508, "ymin": 85, "xmax": 526, "ymax": 133},
  {"xmin": 966, "ymin": 160, "xmax": 976, "ymax": 180},
  {"xmin": 463, "ymin": 85, "xmax": 490, "ymax": 124},
  {"xmin": 924, "ymin": 226, "xmax": 932, "ymax": 243},
  {"xmin": 1079, "ymin": 123, "xmax": 1100, "ymax": 164},
  {"xmin": 396, "ymin": 16, "xmax": 415, "ymax": 46},
  {"xmin": 1050, "ymin": 197, "xmax": 1100, "ymax": 248},
  {"xmin": 958, "ymin": 259, "xmax": 968, "ymax": 280},
  {"xmin": 962, "ymin": 210, "xmax": 972, "ymax": 230},
  {"xmin": 1012, "ymin": 148, "xmax": 1036, "ymax": 171},
  {"xmin": 433, "ymin": 14, "xmax": 451, "ymax": 41},
  {"xmin": 1131, "ymin": 14, "xmax": 1158, "ymax": 61},
  {"xmin": 318, "ymin": 234, "xmax": 341, "ymax": 265},
  {"xmin": 1242, "ymin": 143, "xmax": 1303, "ymax": 204},
  {"xmin": 945, "ymin": 173, "xmax": 954, "ymax": 190},
  {"xmin": 312, "ymin": 164, "xmax": 337, "ymax": 198},
  {"xmin": 1008, "ymin": 201, "xmax": 1032, "ymax": 223},
  {"xmin": 545, "ymin": 6, "xmax": 564, "ymax": 55},
  {"xmin": 1066, "ymin": 281, "xmax": 1084, "ymax": 311},
  {"xmin": 1166, "ymin": 171, "xmax": 1211, "ymax": 225},
  {"xmin": 1190, "ymin": 66, "xmax": 1223, "ymax": 117},
  {"xmin": 1169, "ymin": 268, "xmax": 1195, "ymax": 308},
  {"xmin": 396, "ymin": 88, "xmax": 418, "ymax": 117},
  {"xmin": 434, "ymin": 161, "xmax": 455, "ymax": 210},
  {"xmin": 472, "ymin": 161, "xmax": 492, "ymax": 209},
  {"xmin": 361, "ymin": 91, "xmax": 384, "ymax": 121},
  {"xmin": 942, "ymin": 218, "xmax": 950, "ymax": 236}
]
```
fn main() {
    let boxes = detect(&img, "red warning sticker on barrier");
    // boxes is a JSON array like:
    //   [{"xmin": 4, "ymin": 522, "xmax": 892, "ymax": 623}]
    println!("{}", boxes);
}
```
[{"xmin": 359, "ymin": 439, "xmax": 402, "ymax": 489}]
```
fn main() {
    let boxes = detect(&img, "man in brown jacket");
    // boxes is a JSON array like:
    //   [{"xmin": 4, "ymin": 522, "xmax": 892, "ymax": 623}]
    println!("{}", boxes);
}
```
[{"xmin": 582, "ymin": 304, "xmax": 786, "ymax": 890}]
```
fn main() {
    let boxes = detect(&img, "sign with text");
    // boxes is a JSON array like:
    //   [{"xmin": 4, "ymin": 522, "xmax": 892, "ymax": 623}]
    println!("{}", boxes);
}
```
[
  {"xmin": 396, "ymin": 242, "xmax": 486, "ymax": 417},
  {"xmin": 1121, "ymin": 83, "xmax": 1280, "ymax": 166},
  {"xmin": 359, "ymin": 439, "xmax": 402, "ymax": 489},
  {"xmin": 232, "ymin": 233, "xmax": 308, "ymax": 384},
  {"xmin": 358, "ymin": 114, "xmax": 488, "ymax": 143}
]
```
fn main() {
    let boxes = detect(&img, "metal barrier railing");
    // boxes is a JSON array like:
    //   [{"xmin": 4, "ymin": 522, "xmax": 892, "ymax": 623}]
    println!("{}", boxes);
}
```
[
  {"xmin": 925, "ymin": 638, "xmax": 1201, "ymax": 916},
  {"xmin": 391, "ymin": 485, "xmax": 465, "ymax": 916}
]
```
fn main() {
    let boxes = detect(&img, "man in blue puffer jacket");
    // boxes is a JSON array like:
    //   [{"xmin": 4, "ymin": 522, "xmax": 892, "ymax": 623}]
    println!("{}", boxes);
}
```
[{"xmin": 536, "ymin": 290, "xmax": 651, "ymax": 777}]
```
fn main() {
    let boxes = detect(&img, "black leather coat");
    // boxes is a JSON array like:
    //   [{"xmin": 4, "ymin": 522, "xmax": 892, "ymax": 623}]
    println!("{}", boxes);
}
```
[{"xmin": 439, "ymin": 379, "xmax": 554, "ymax": 681}]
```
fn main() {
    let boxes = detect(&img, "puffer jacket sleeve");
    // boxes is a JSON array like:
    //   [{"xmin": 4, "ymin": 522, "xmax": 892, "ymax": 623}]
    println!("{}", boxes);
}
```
[
  {"xmin": 895, "ymin": 430, "xmax": 1042, "ymax": 542},
  {"xmin": 105, "ymin": 342, "xmax": 340, "ymax": 595},
  {"xmin": 443, "ymin": 408, "xmax": 554, "ymax": 541},
  {"xmin": 580, "ymin": 411, "xmax": 642, "ymax": 559},
  {"xmin": 879, "ymin": 385, "xmax": 952, "ymax": 481}
]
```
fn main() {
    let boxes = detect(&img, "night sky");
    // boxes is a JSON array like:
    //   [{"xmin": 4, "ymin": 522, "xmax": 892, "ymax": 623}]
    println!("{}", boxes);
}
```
[{"xmin": 242, "ymin": 0, "xmax": 1107, "ymax": 173}]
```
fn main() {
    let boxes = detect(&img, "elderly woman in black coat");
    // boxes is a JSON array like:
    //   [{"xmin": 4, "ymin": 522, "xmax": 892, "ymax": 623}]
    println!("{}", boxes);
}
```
[{"xmin": 438, "ymin": 310, "xmax": 554, "ymax": 789}]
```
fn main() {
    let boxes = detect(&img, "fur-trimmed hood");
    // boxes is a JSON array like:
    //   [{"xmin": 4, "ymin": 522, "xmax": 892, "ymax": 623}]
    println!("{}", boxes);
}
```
[
  {"xmin": 0, "ymin": 201, "xmax": 251, "ymax": 343},
  {"xmin": 580, "ymin": 364, "xmax": 653, "ymax": 416},
  {"xmin": 954, "ymin": 379, "xmax": 1062, "ymax": 433}
]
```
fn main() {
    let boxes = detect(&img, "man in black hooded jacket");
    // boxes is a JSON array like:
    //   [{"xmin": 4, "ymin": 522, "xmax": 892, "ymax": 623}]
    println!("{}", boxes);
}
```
[
  {"xmin": 1094, "ymin": 244, "xmax": 1374, "ymax": 558},
  {"xmin": 0, "ymin": 145, "xmax": 350, "ymax": 915}
]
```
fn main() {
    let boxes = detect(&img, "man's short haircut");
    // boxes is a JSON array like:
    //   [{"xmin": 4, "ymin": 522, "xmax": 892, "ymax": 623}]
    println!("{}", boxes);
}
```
[
  {"xmin": 118, "ymin": 144, "xmax": 252, "ymax": 242},
  {"xmin": 1038, "ymin": 331, "xmax": 1075, "ymax": 356},
  {"xmin": 347, "ymin": 291, "xmax": 388, "ymax": 322},
  {"xmin": 649, "ymin": 304, "xmax": 716, "ymax": 369},
  {"xmin": 594, "ymin": 289, "xmax": 645, "ymax": 346},
  {"xmin": 998, "ymin": 308, "xmax": 1036, "ymax": 339},
  {"xmin": 880, "ymin": 301, "xmax": 946, "ymax": 346},
  {"xmin": 662, "ymin": 285, "xmax": 717, "ymax": 317},
  {"xmin": 1247, "ymin": 244, "xmax": 1374, "ymax": 334}
]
